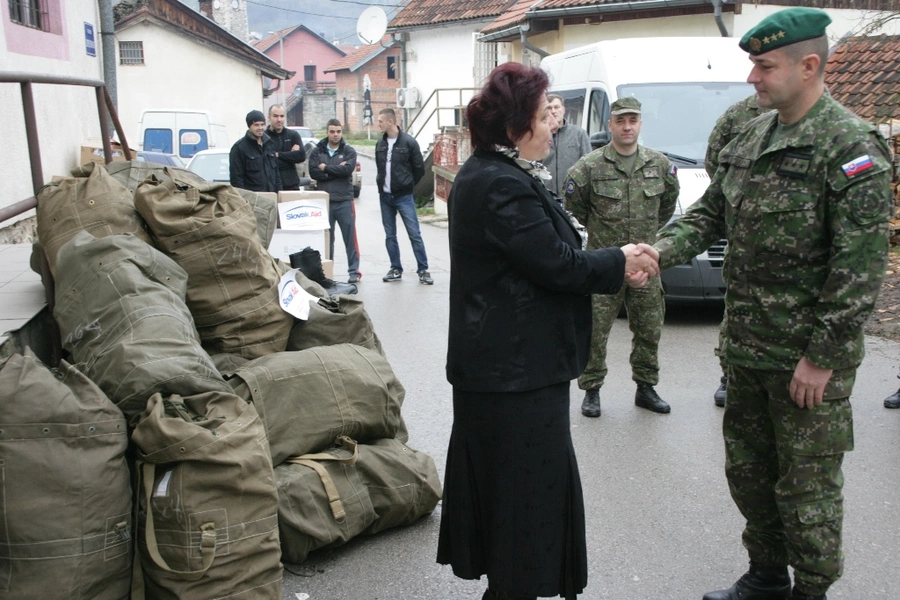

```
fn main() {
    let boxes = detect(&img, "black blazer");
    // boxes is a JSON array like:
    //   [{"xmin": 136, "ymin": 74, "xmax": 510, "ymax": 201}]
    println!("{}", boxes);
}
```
[{"xmin": 446, "ymin": 150, "xmax": 625, "ymax": 393}]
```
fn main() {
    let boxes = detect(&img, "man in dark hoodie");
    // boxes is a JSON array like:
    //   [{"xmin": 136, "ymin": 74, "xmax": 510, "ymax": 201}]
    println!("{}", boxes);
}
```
[
  {"xmin": 266, "ymin": 104, "xmax": 306, "ymax": 191},
  {"xmin": 229, "ymin": 109, "xmax": 281, "ymax": 192},
  {"xmin": 308, "ymin": 119, "xmax": 361, "ymax": 283}
]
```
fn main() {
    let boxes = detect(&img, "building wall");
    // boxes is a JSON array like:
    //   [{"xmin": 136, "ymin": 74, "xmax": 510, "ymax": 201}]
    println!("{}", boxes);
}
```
[
  {"xmin": 262, "ymin": 28, "xmax": 344, "ymax": 112},
  {"xmin": 0, "ymin": 0, "xmax": 105, "ymax": 221},
  {"xmin": 302, "ymin": 94, "xmax": 337, "ymax": 131},
  {"xmin": 116, "ymin": 23, "xmax": 266, "ymax": 151},
  {"xmin": 333, "ymin": 48, "xmax": 401, "ymax": 133}
]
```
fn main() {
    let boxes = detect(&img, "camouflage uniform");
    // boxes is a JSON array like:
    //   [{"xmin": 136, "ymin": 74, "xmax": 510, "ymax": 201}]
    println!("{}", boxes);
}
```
[
  {"xmin": 705, "ymin": 95, "xmax": 773, "ymax": 373},
  {"xmin": 565, "ymin": 144, "xmax": 679, "ymax": 391},
  {"xmin": 655, "ymin": 93, "xmax": 893, "ymax": 595}
]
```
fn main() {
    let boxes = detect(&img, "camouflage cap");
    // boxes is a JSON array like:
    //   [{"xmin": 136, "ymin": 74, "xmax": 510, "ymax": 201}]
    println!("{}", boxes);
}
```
[
  {"xmin": 610, "ymin": 96, "xmax": 641, "ymax": 115},
  {"xmin": 739, "ymin": 7, "xmax": 832, "ymax": 56}
]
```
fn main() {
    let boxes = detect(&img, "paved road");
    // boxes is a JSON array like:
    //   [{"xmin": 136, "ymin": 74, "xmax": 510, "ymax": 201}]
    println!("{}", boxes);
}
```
[{"xmin": 283, "ymin": 155, "xmax": 900, "ymax": 600}]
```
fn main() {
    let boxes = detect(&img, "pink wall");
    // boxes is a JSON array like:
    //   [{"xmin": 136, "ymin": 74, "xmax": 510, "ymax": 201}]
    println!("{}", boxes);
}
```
[
  {"xmin": 3, "ymin": 0, "xmax": 69, "ymax": 60},
  {"xmin": 265, "ymin": 28, "xmax": 343, "ymax": 93}
]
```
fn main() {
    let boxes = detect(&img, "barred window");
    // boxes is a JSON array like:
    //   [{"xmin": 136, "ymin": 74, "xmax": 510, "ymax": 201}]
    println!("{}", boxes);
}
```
[
  {"xmin": 119, "ymin": 41, "xmax": 144, "ymax": 65},
  {"xmin": 9, "ymin": 0, "xmax": 46, "ymax": 30}
]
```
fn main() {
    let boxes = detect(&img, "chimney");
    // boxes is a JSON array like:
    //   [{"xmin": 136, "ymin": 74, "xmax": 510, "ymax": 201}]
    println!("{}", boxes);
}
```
[{"xmin": 198, "ymin": 0, "xmax": 212, "ymax": 18}]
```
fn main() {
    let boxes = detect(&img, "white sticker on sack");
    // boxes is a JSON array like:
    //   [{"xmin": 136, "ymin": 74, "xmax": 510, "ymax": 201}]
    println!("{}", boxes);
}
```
[{"xmin": 278, "ymin": 269, "xmax": 319, "ymax": 320}]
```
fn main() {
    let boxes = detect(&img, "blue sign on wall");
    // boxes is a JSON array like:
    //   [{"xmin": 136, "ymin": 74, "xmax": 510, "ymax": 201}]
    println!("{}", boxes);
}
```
[{"xmin": 85, "ymin": 23, "xmax": 96, "ymax": 57}]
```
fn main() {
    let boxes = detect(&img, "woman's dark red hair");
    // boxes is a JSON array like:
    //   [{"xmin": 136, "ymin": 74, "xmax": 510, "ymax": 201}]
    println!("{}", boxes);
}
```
[{"xmin": 467, "ymin": 62, "xmax": 549, "ymax": 153}]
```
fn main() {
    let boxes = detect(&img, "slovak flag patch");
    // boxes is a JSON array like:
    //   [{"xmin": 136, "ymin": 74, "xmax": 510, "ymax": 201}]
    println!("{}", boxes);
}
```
[{"xmin": 842, "ymin": 155, "xmax": 874, "ymax": 177}]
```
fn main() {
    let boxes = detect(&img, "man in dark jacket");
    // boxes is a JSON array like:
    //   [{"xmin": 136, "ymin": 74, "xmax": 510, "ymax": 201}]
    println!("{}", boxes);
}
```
[
  {"xmin": 266, "ymin": 104, "xmax": 306, "ymax": 191},
  {"xmin": 229, "ymin": 109, "xmax": 281, "ymax": 192},
  {"xmin": 375, "ymin": 107, "xmax": 432, "ymax": 285},
  {"xmin": 308, "ymin": 119, "xmax": 360, "ymax": 283}
]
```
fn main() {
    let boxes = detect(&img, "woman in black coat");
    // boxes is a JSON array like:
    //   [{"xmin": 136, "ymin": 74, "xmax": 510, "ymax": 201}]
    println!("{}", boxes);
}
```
[{"xmin": 436, "ymin": 63, "xmax": 659, "ymax": 600}]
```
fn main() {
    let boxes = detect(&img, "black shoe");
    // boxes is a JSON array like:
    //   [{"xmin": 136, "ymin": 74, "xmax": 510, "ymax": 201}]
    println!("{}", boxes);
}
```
[
  {"xmin": 702, "ymin": 563, "xmax": 791, "ymax": 600},
  {"xmin": 382, "ymin": 268, "xmax": 402, "ymax": 282},
  {"xmin": 581, "ymin": 388, "xmax": 601, "ymax": 417},
  {"xmin": 792, "ymin": 589, "xmax": 826, "ymax": 600},
  {"xmin": 348, "ymin": 272, "xmax": 360, "ymax": 284},
  {"xmin": 714, "ymin": 375, "xmax": 727, "ymax": 407},
  {"xmin": 635, "ymin": 383, "xmax": 670, "ymax": 413},
  {"xmin": 418, "ymin": 271, "xmax": 434, "ymax": 285},
  {"xmin": 884, "ymin": 387, "xmax": 900, "ymax": 408},
  {"xmin": 322, "ymin": 279, "xmax": 358, "ymax": 296}
]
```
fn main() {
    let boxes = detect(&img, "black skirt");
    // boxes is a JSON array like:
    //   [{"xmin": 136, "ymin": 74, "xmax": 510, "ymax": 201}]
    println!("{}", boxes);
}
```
[{"xmin": 436, "ymin": 381, "xmax": 587, "ymax": 599}]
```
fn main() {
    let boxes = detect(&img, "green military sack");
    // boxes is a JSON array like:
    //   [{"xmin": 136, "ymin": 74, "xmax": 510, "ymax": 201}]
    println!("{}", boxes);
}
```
[
  {"xmin": 131, "ymin": 391, "xmax": 282, "ymax": 600},
  {"xmin": 36, "ymin": 161, "xmax": 152, "ymax": 276},
  {"xmin": 227, "ymin": 344, "xmax": 407, "ymax": 466},
  {"xmin": 356, "ymin": 438, "xmax": 442, "ymax": 535},
  {"xmin": 0, "ymin": 348, "xmax": 132, "ymax": 599},
  {"xmin": 287, "ymin": 294, "xmax": 385, "ymax": 356},
  {"xmin": 274, "ymin": 436, "xmax": 376, "ymax": 564},
  {"xmin": 53, "ymin": 231, "xmax": 232, "ymax": 421},
  {"xmin": 133, "ymin": 172, "xmax": 294, "ymax": 359}
]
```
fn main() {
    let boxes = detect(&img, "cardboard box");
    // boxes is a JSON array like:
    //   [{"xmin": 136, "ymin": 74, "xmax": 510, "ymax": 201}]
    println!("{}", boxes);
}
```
[
  {"xmin": 80, "ymin": 138, "xmax": 135, "ymax": 166},
  {"xmin": 278, "ymin": 190, "xmax": 329, "ymax": 204},
  {"xmin": 322, "ymin": 259, "xmax": 333, "ymax": 279},
  {"xmin": 268, "ymin": 228, "xmax": 330, "ymax": 262},
  {"xmin": 277, "ymin": 198, "xmax": 329, "ymax": 231}
]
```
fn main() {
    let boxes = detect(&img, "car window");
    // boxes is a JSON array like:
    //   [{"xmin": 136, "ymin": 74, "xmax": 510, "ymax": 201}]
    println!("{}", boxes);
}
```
[{"xmin": 188, "ymin": 153, "xmax": 230, "ymax": 182}]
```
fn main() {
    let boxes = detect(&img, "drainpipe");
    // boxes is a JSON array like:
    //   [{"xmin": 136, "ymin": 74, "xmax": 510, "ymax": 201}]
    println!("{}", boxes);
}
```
[
  {"xmin": 519, "ymin": 23, "xmax": 549, "ymax": 59},
  {"xmin": 98, "ymin": 0, "xmax": 117, "ymax": 125},
  {"xmin": 710, "ymin": 0, "xmax": 729, "ymax": 37}
]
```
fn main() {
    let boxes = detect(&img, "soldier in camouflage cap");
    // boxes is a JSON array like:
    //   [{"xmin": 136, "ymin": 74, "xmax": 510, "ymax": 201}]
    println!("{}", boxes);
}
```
[
  {"xmin": 564, "ymin": 96, "xmax": 679, "ymax": 418},
  {"xmin": 655, "ymin": 7, "xmax": 893, "ymax": 600}
]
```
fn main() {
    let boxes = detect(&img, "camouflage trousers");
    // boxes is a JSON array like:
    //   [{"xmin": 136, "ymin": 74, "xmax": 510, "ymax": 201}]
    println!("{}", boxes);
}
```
[
  {"xmin": 724, "ymin": 365, "xmax": 856, "ymax": 596},
  {"xmin": 577, "ymin": 278, "xmax": 664, "ymax": 391}
]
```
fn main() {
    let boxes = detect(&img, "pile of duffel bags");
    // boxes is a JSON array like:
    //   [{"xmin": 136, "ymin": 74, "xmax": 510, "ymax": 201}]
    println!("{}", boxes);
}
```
[{"xmin": 0, "ymin": 160, "xmax": 441, "ymax": 599}]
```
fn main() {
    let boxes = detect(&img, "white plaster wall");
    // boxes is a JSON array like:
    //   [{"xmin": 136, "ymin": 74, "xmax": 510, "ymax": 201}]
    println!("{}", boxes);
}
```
[
  {"xmin": 116, "ymin": 23, "xmax": 266, "ymax": 150},
  {"xmin": 556, "ymin": 13, "xmax": 734, "ymax": 52},
  {"xmin": 0, "ymin": 0, "xmax": 105, "ymax": 220}
]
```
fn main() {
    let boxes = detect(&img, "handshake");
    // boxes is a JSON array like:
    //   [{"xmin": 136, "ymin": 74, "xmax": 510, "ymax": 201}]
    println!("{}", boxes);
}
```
[{"xmin": 620, "ymin": 243, "xmax": 660, "ymax": 288}]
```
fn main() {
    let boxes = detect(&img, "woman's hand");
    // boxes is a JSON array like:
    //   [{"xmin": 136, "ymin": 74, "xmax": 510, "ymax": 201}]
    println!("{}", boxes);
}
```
[{"xmin": 621, "ymin": 243, "xmax": 660, "ymax": 288}]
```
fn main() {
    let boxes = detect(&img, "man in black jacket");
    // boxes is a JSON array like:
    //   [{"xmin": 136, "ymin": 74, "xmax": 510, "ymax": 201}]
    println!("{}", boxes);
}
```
[
  {"xmin": 266, "ymin": 105, "xmax": 306, "ymax": 190},
  {"xmin": 308, "ymin": 119, "xmax": 361, "ymax": 283},
  {"xmin": 229, "ymin": 110, "xmax": 281, "ymax": 192},
  {"xmin": 375, "ymin": 108, "xmax": 432, "ymax": 285}
]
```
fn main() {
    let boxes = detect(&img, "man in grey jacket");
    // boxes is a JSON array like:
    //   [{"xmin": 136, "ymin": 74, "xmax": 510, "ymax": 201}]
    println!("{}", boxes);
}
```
[{"xmin": 544, "ymin": 94, "xmax": 592, "ymax": 199}]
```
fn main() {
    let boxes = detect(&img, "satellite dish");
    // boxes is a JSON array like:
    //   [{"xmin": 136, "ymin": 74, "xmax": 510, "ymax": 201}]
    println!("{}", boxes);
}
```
[{"xmin": 357, "ymin": 6, "xmax": 387, "ymax": 45}]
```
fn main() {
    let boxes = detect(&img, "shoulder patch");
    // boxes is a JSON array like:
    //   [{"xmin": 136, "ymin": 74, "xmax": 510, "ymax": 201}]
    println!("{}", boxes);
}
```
[
  {"xmin": 565, "ymin": 180, "xmax": 576, "ymax": 196},
  {"xmin": 668, "ymin": 164, "xmax": 678, "ymax": 176},
  {"xmin": 841, "ymin": 155, "xmax": 874, "ymax": 178}
]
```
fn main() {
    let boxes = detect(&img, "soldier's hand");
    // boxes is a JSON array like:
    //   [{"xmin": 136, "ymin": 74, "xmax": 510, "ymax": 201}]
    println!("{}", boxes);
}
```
[
  {"xmin": 621, "ymin": 243, "xmax": 659, "ymax": 287},
  {"xmin": 790, "ymin": 357, "xmax": 833, "ymax": 409}
]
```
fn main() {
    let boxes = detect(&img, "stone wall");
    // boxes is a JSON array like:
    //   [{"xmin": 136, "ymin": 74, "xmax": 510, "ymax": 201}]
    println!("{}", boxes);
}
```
[{"xmin": 302, "ymin": 94, "xmax": 338, "ymax": 132}]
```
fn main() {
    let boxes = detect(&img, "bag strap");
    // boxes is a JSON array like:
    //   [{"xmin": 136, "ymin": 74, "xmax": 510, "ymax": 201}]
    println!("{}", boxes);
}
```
[
  {"xmin": 140, "ymin": 462, "xmax": 217, "ymax": 580},
  {"xmin": 284, "ymin": 436, "xmax": 358, "ymax": 521}
]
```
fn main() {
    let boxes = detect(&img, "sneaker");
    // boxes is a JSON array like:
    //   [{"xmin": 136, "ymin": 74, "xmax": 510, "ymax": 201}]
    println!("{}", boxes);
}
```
[
  {"xmin": 418, "ymin": 271, "xmax": 434, "ymax": 285},
  {"xmin": 349, "ymin": 273, "xmax": 361, "ymax": 284},
  {"xmin": 382, "ymin": 269, "xmax": 402, "ymax": 282}
]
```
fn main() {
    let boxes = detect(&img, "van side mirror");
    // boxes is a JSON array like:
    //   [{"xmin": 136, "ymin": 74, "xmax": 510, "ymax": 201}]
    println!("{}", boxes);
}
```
[{"xmin": 590, "ymin": 131, "xmax": 610, "ymax": 150}]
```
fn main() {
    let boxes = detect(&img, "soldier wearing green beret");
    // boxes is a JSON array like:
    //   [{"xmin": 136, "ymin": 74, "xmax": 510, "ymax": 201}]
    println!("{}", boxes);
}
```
[
  {"xmin": 654, "ymin": 7, "xmax": 893, "ymax": 600},
  {"xmin": 565, "ymin": 96, "xmax": 679, "ymax": 418}
]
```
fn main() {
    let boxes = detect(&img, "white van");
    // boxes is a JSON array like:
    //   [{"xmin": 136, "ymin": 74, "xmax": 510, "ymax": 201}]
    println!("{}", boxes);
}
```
[
  {"xmin": 541, "ymin": 37, "xmax": 754, "ymax": 303},
  {"xmin": 138, "ymin": 109, "xmax": 230, "ymax": 160}
]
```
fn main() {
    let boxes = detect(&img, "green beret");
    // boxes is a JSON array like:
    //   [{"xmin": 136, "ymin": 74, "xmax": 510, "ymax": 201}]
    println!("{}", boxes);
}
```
[
  {"xmin": 739, "ymin": 7, "xmax": 832, "ymax": 56},
  {"xmin": 610, "ymin": 96, "xmax": 641, "ymax": 115}
]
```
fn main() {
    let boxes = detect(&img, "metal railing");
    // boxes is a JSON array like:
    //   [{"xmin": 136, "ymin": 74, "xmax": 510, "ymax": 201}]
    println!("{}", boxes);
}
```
[
  {"xmin": 405, "ymin": 87, "xmax": 479, "ymax": 147},
  {"xmin": 0, "ymin": 71, "xmax": 132, "ymax": 364}
]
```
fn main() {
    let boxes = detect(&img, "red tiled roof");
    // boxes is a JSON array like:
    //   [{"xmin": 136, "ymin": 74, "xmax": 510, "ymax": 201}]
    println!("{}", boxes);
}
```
[
  {"xmin": 826, "ymin": 34, "xmax": 900, "ymax": 122},
  {"xmin": 252, "ymin": 25, "xmax": 298, "ymax": 52},
  {"xmin": 325, "ymin": 35, "xmax": 397, "ymax": 73},
  {"xmin": 390, "ymin": 0, "xmax": 518, "ymax": 29},
  {"xmin": 481, "ymin": 0, "xmax": 541, "ymax": 35}
]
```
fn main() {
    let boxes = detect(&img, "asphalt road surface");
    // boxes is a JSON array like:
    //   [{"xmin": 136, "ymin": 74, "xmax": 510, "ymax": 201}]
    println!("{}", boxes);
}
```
[{"xmin": 282, "ymin": 155, "xmax": 900, "ymax": 600}]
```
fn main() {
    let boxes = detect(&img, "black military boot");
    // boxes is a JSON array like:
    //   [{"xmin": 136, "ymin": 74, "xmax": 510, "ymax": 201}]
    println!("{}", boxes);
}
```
[
  {"xmin": 714, "ymin": 375, "xmax": 727, "ymax": 407},
  {"xmin": 290, "ymin": 247, "xmax": 357, "ymax": 296},
  {"xmin": 791, "ymin": 586, "xmax": 826, "ymax": 600},
  {"xmin": 635, "ymin": 382, "xmax": 670, "ymax": 413},
  {"xmin": 702, "ymin": 563, "xmax": 791, "ymax": 600},
  {"xmin": 581, "ymin": 388, "xmax": 601, "ymax": 417},
  {"xmin": 884, "ymin": 387, "xmax": 900, "ymax": 408}
]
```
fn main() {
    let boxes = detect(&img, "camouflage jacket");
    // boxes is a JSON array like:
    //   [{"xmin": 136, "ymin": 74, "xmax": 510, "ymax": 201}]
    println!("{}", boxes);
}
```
[
  {"xmin": 656, "ymin": 93, "xmax": 893, "ymax": 371},
  {"xmin": 705, "ymin": 94, "xmax": 771, "ymax": 177},
  {"xmin": 564, "ymin": 144, "xmax": 679, "ymax": 249}
]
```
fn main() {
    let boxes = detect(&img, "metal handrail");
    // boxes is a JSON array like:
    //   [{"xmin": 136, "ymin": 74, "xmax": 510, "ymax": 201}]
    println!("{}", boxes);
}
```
[{"xmin": 406, "ymin": 87, "xmax": 479, "ymax": 145}]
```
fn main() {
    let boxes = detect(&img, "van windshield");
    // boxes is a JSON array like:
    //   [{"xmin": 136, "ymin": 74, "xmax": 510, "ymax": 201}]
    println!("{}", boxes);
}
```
[{"xmin": 618, "ymin": 82, "xmax": 754, "ymax": 165}]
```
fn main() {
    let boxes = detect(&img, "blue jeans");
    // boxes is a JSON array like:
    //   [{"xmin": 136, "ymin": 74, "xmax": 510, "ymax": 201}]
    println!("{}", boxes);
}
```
[{"xmin": 379, "ymin": 191, "xmax": 429, "ymax": 273}]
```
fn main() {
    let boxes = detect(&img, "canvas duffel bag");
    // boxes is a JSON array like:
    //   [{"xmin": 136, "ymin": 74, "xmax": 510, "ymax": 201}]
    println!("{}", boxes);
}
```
[
  {"xmin": 36, "ymin": 161, "xmax": 152, "ymax": 276},
  {"xmin": 275, "ymin": 436, "xmax": 376, "ymax": 564},
  {"xmin": 227, "ymin": 344, "xmax": 407, "ymax": 466},
  {"xmin": 53, "ymin": 231, "xmax": 231, "ymax": 421},
  {"xmin": 287, "ymin": 293, "xmax": 385, "ymax": 356},
  {"xmin": 131, "ymin": 391, "xmax": 282, "ymax": 599},
  {"xmin": 133, "ymin": 173, "xmax": 294, "ymax": 359},
  {"xmin": 0, "ymin": 348, "xmax": 132, "ymax": 599}
]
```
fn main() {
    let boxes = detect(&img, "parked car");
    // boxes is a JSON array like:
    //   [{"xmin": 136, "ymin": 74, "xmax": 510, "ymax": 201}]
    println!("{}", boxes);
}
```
[
  {"xmin": 185, "ymin": 148, "xmax": 230, "ymax": 182},
  {"xmin": 288, "ymin": 126, "xmax": 318, "ymax": 151},
  {"xmin": 137, "ymin": 151, "xmax": 186, "ymax": 168}
]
